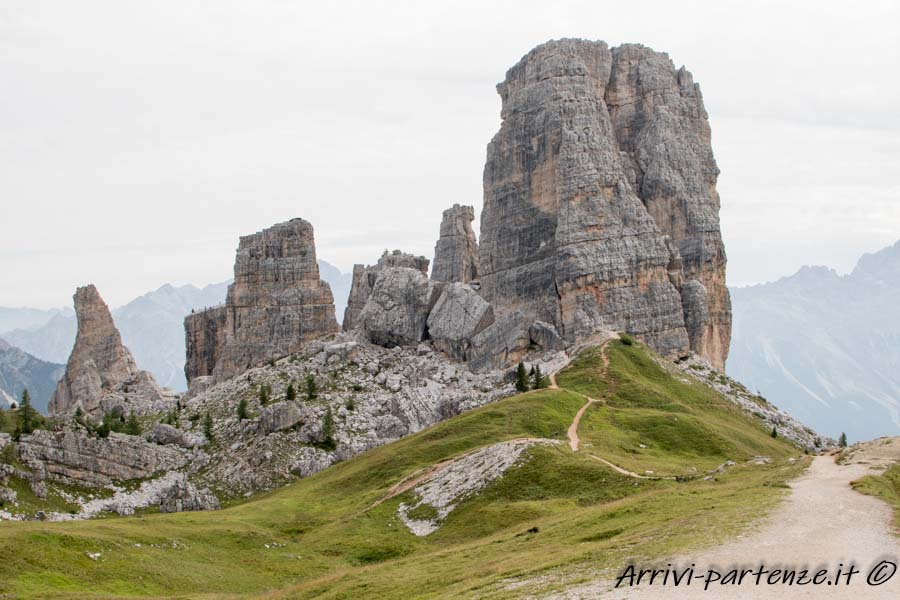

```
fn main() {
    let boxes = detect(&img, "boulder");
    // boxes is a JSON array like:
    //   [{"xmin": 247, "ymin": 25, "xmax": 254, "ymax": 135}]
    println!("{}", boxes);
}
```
[
  {"xmin": 259, "ymin": 401, "xmax": 305, "ymax": 434},
  {"xmin": 529, "ymin": 321, "xmax": 563, "ymax": 351},
  {"xmin": 427, "ymin": 283, "xmax": 495, "ymax": 361},
  {"xmin": 358, "ymin": 267, "xmax": 441, "ymax": 348},
  {"xmin": 466, "ymin": 311, "xmax": 531, "ymax": 372}
]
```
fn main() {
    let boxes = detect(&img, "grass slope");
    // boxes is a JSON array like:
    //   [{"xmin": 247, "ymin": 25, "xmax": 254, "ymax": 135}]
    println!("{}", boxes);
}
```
[
  {"xmin": 0, "ymin": 340, "xmax": 806, "ymax": 599},
  {"xmin": 851, "ymin": 463, "xmax": 900, "ymax": 529}
]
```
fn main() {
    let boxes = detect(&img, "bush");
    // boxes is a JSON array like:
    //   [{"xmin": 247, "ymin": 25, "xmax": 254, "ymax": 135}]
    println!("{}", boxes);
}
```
[
  {"xmin": 770, "ymin": 426, "xmax": 778, "ymax": 439},
  {"xmin": 286, "ymin": 382, "xmax": 296, "ymax": 401},
  {"xmin": 839, "ymin": 432, "xmax": 848, "ymax": 448},
  {"xmin": 619, "ymin": 333, "xmax": 634, "ymax": 346},
  {"xmin": 321, "ymin": 407, "xmax": 335, "ymax": 449},
  {"xmin": 259, "ymin": 384, "xmax": 271, "ymax": 406},
  {"xmin": 237, "ymin": 398, "xmax": 248, "ymax": 421},
  {"xmin": 124, "ymin": 412, "xmax": 141, "ymax": 436},
  {"xmin": 345, "ymin": 398, "xmax": 356, "ymax": 411}
]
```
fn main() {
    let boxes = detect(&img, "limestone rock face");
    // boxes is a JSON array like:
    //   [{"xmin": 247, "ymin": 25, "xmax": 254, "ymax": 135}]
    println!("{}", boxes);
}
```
[
  {"xmin": 426, "ymin": 283, "xmax": 495, "ymax": 361},
  {"xmin": 466, "ymin": 311, "xmax": 531, "ymax": 372},
  {"xmin": 479, "ymin": 39, "xmax": 731, "ymax": 369},
  {"xmin": 358, "ymin": 267, "xmax": 441, "ymax": 347},
  {"xmin": 431, "ymin": 204, "xmax": 479, "ymax": 284},
  {"xmin": 185, "ymin": 219, "xmax": 339, "ymax": 384},
  {"xmin": 342, "ymin": 250, "xmax": 430, "ymax": 331},
  {"xmin": 158, "ymin": 476, "xmax": 220, "ymax": 513},
  {"xmin": 49, "ymin": 285, "xmax": 170, "ymax": 418},
  {"xmin": 17, "ymin": 429, "xmax": 189, "ymax": 487},
  {"xmin": 183, "ymin": 306, "xmax": 226, "ymax": 381}
]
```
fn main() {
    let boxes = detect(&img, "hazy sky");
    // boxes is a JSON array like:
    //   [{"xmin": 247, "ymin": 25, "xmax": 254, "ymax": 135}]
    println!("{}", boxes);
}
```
[{"xmin": 2, "ymin": 0, "xmax": 898, "ymax": 308}]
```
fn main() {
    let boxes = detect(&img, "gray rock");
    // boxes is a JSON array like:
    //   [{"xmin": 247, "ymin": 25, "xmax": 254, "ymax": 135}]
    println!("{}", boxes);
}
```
[
  {"xmin": 343, "ymin": 250, "xmax": 430, "ymax": 331},
  {"xmin": 149, "ymin": 423, "xmax": 206, "ymax": 449},
  {"xmin": 427, "ymin": 283, "xmax": 495, "ymax": 361},
  {"xmin": 0, "ymin": 486, "xmax": 16, "ymax": 505},
  {"xmin": 466, "ymin": 311, "xmax": 531, "ymax": 372},
  {"xmin": 529, "ymin": 321, "xmax": 563, "ymax": 351},
  {"xmin": 49, "ymin": 285, "xmax": 172, "ymax": 418},
  {"xmin": 186, "ymin": 219, "xmax": 339, "ymax": 384},
  {"xmin": 358, "ymin": 267, "xmax": 440, "ymax": 347},
  {"xmin": 159, "ymin": 477, "xmax": 220, "ymax": 513},
  {"xmin": 431, "ymin": 204, "xmax": 479, "ymax": 284},
  {"xmin": 17, "ymin": 429, "xmax": 189, "ymax": 487},
  {"xmin": 259, "ymin": 401, "xmax": 304, "ymax": 434},
  {"xmin": 479, "ymin": 39, "xmax": 730, "ymax": 369}
]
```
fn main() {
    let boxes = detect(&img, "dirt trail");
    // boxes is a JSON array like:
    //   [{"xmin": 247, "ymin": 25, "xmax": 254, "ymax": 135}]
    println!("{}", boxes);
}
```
[
  {"xmin": 549, "ymin": 446, "xmax": 900, "ymax": 599},
  {"xmin": 566, "ymin": 340, "xmax": 612, "ymax": 452}
]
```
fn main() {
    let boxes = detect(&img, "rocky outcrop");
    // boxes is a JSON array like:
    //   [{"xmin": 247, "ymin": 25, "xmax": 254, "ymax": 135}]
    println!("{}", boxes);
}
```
[
  {"xmin": 357, "ymin": 267, "xmax": 441, "ymax": 347},
  {"xmin": 466, "ymin": 310, "xmax": 531, "ymax": 372},
  {"xmin": 479, "ymin": 39, "xmax": 731, "ymax": 369},
  {"xmin": 17, "ymin": 429, "xmax": 189, "ymax": 487},
  {"xmin": 426, "ymin": 283, "xmax": 494, "ymax": 361},
  {"xmin": 185, "ymin": 219, "xmax": 339, "ymax": 384},
  {"xmin": 158, "ymin": 475, "xmax": 220, "ymax": 513},
  {"xmin": 183, "ymin": 305, "xmax": 226, "ymax": 381},
  {"xmin": 342, "ymin": 250, "xmax": 430, "ymax": 331},
  {"xmin": 49, "ymin": 285, "xmax": 171, "ymax": 418},
  {"xmin": 431, "ymin": 204, "xmax": 479, "ymax": 284}
]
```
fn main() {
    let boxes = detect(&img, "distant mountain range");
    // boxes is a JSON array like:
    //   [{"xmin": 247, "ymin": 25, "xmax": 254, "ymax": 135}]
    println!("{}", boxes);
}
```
[
  {"xmin": 0, "ymin": 261, "xmax": 352, "ymax": 405},
  {"xmin": 0, "ymin": 338, "xmax": 64, "ymax": 410},
  {"xmin": 728, "ymin": 240, "xmax": 900, "ymax": 442}
]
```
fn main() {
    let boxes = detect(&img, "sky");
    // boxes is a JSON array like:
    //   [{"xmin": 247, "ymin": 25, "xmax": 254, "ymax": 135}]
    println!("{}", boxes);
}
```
[{"xmin": 2, "ymin": 0, "xmax": 899, "ymax": 308}]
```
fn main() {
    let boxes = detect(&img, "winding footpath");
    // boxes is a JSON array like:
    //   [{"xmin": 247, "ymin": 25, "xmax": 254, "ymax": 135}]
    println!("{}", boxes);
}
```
[{"xmin": 549, "ymin": 439, "xmax": 900, "ymax": 599}]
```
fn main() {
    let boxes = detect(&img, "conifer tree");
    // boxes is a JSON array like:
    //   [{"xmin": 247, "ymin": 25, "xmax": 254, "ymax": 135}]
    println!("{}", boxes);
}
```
[
  {"xmin": 237, "ymin": 398, "xmax": 248, "ymax": 421},
  {"xmin": 286, "ymin": 382, "xmax": 296, "ymax": 401},
  {"xmin": 839, "ymin": 432, "xmax": 848, "ymax": 448},
  {"xmin": 515, "ymin": 362, "xmax": 530, "ymax": 393},
  {"xmin": 18, "ymin": 389, "xmax": 36, "ymax": 435},
  {"xmin": 533, "ymin": 364, "xmax": 544, "ymax": 389},
  {"xmin": 306, "ymin": 374, "xmax": 318, "ymax": 400},
  {"xmin": 124, "ymin": 412, "xmax": 141, "ymax": 436},
  {"xmin": 770, "ymin": 426, "xmax": 778, "ymax": 439},
  {"xmin": 203, "ymin": 412, "xmax": 214, "ymax": 441}
]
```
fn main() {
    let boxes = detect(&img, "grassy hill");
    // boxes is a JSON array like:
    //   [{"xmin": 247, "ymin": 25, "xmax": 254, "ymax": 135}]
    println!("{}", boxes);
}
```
[{"xmin": 0, "ymin": 339, "xmax": 806, "ymax": 599}]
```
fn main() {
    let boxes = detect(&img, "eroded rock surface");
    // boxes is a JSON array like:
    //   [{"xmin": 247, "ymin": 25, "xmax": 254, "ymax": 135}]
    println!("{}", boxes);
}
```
[
  {"xmin": 427, "ymin": 283, "xmax": 495, "ymax": 361},
  {"xmin": 342, "ymin": 250, "xmax": 430, "ymax": 332},
  {"xmin": 479, "ymin": 39, "xmax": 731, "ymax": 369},
  {"xmin": 17, "ymin": 429, "xmax": 189, "ymax": 487},
  {"xmin": 185, "ymin": 219, "xmax": 339, "ymax": 384},
  {"xmin": 431, "ymin": 204, "xmax": 479, "ymax": 284},
  {"xmin": 49, "ymin": 285, "xmax": 171, "ymax": 418}
]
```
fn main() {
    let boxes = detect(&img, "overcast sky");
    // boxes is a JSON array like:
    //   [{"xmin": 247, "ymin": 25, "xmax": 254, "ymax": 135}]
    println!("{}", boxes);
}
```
[{"xmin": 2, "ymin": 0, "xmax": 898, "ymax": 308}]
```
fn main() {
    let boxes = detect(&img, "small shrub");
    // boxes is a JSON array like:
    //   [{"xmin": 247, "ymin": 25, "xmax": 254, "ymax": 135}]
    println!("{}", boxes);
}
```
[
  {"xmin": 770, "ymin": 426, "xmax": 778, "ymax": 439},
  {"xmin": 286, "ymin": 382, "xmax": 296, "ymax": 401},
  {"xmin": 259, "ymin": 384, "xmax": 270, "ymax": 406},
  {"xmin": 124, "ymin": 412, "xmax": 141, "ymax": 436},
  {"xmin": 321, "ymin": 407, "xmax": 335, "ymax": 449},
  {"xmin": 619, "ymin": 333, "xmax": 634, "ymax": 346},
  {"xmin": 237, "ymin": 398, "xmax": 248, "ymax": 421},
  {"xmin": 345, "ymin": 398, "xmax": 356, "ymax": 411}
]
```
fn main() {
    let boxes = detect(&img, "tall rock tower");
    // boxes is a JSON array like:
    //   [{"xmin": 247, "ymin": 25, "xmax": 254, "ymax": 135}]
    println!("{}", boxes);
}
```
[
  {"xmin": 479, "ymin": 39, "xmax": 731, "ymax": 368},
  {"xmin": 185, "ymin": 218, "xmax": 339, "ymax": 384},
  {"xmin": 50, "ymin": 285, "xmax": 169, "ymax": 417}
]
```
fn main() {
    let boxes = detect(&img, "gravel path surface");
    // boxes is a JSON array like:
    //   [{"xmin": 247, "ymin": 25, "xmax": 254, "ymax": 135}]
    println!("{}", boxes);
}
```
[{"xmin": 549, "ymin": 450, "xmax": 900, "ymax": 599}]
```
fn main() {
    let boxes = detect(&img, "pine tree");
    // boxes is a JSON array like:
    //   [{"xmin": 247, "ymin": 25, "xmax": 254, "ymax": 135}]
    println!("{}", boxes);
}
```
[
  {"xmin": 203, "ymin": 412, "xmax": 214, "ymax": 441},
  {"xmin": 515, "ymin": 362, "xmax": 530, "ymax": 393},
  {"xmin": 322, "ymin": 407, "xmax": 335, "ymax": 449},
  {"xmin": 770, "ymin": 426, "xmax": 778, "ymax": 439},
  {"xmin": 124, "ymin": 412, "xmax": 141, "ymax": 436},
  {"xmin": 839, "ymin": 432, "xmax": 848, "ymax": 448},
  {"xmin": 533, "ymin": 365, "xmax": 544, "ymax": 389},
  {"xmin": 258, "ymin": 384, "xmax": 270, "ymax": 406},
  {"xmin": 18, "ymin": 389, "xmax": 36, "ymax": 435},
  {"xmin": 237, "ymin": 398, "xmax": 248, "ymax": 421},
  {"xmin": 286, "ymin": 382, "xmax": 296, "ymax": 401},
  {"xmin": 306, "ymin": 374, "xmax": 318, "ymax": 400}
]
